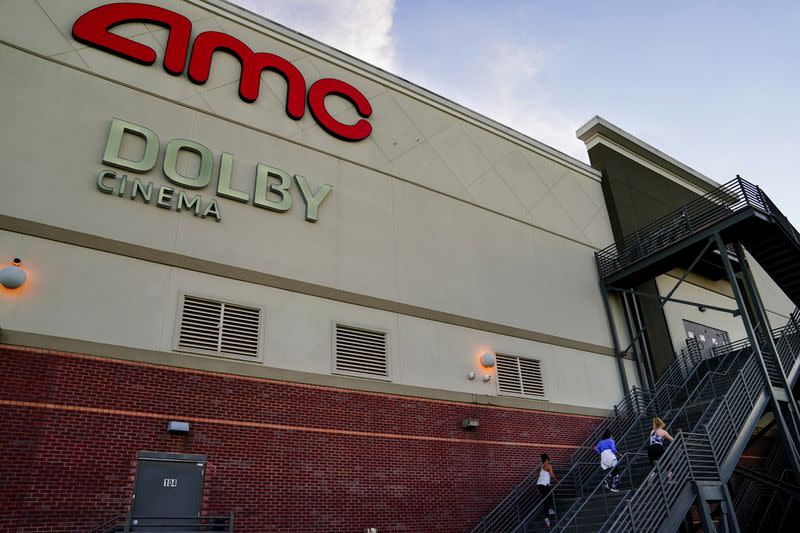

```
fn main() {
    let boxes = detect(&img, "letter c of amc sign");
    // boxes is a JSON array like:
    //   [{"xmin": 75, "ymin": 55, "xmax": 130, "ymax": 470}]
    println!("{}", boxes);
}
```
[{"xmin": 72, "ymin": 2, "xmax": 373, "ymax": 142}]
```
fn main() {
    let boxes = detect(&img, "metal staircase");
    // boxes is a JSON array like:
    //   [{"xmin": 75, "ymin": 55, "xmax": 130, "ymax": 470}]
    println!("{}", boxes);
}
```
[
  {"xmin": 588, "ymin": 175, "xmax": 800, "ymax": 532},
  {"xmin": 600, "ymin": 315, "xmax": 800, "ymax": 532},
  {"xmin": 471, "ymin": 337, "xmax": 734, "ymax": 533},
  {"xmin": 595, "ymin": 176, "xmax": 800, "ymax": 308},
  {"xmin": 547, "ymin": 324, "xmax": 782, "ymax": 531},
  {"xmin": 478, "ymin": 176, "xmax": 800, "ymax": 533},
  {"xmin": 551, "ymin": 332, "xmax": 765, "ymax": 531},
  {"xmin": 733, "ymin": 436, "xmax": 800, "ymax": 532}
]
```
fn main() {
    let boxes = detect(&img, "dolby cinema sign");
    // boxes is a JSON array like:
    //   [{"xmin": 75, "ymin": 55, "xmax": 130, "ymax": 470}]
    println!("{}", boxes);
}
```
[
  {"xmin": 73, "ymin": 1, "xmax": 384, "ymax": 223},
  {"xmin": 97, "ymin": 118, "xmax": 333, "ymax": 223}
]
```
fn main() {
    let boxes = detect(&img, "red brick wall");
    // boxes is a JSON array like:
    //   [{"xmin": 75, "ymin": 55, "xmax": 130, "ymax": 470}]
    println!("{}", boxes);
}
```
[{"xmin": 0, "ymin": 346, "xmax": 600, "ymax": 533}]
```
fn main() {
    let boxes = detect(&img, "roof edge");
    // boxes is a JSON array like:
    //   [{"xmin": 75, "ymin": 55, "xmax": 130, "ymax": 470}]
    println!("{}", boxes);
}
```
[
  {"xmin": 576, "ymin": 115, "xmax": 721, "ymax": 191},
  {"xmin": 191, "ymin": 0, "xmax": 601, "ymax": 180}
]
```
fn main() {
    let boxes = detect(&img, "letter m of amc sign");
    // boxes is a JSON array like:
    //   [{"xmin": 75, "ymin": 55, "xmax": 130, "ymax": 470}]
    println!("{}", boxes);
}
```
[{"xmin": 72, "ymin": 2, "xmax": 373, "ymax": 141}]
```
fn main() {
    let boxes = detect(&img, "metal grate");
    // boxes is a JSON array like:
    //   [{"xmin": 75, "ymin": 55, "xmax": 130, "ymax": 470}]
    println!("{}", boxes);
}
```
[
  {"xmin": 177, "ymin": 295, "xmax": 261, "ymax": 358},
  {"xmin": 334, "ymin": 324, "xmax": 388, "ymax": 378},
  {"xmin": 496, "ymin": 354, "xmax": 545, "ymax": 398}
]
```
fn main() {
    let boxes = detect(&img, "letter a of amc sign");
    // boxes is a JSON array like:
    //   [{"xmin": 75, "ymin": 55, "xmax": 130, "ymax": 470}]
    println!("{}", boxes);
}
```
[{"xmin": 72, "ymin": 2, "xmax": 373, "ymax": 141}]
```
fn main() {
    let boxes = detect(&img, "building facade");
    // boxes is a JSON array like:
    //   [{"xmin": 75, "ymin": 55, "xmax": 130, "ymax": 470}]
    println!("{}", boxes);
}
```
[{"xmin": 0, "ymin": 1, "xmax": 795, "ymax": 532}]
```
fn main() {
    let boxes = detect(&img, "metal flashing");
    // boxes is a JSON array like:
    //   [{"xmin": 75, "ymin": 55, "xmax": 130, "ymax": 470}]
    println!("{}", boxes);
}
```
[
  {"xmin": 192, "ymin": 0, "xmax": 601, "ymax": 181},
  {"xmin": 577, "ymin": 115, "xmax": 720, "ymax": 192}
]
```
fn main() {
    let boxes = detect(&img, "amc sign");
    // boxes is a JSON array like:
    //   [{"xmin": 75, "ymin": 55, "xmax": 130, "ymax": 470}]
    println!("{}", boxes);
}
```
[{"xmin": 72, "ymin": 2, "xmax": 374, "ymax": 141}]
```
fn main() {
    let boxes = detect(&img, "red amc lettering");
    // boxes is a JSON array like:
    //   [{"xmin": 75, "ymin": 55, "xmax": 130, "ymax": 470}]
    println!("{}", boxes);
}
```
[
  {"xmin": 308, "ymin": 78, "xmax": 373, "ymax": 141},
  {"xmin": 188, "ymin": 31, "xmax": 305, "ymax": 119},
  {"xmin": 71, "ymin": 2, "xmax": 374, "ymax": 142},
  {"xmin": 72, "ymin": 3, "xmax": 191, "ymax": 75}
]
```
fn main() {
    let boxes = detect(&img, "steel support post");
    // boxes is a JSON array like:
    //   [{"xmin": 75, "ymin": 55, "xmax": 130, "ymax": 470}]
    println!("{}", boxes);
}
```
[
  {"xmin": 696, "ymin": 493, "xmax": 716, "ymax": 533},
  {"xmin": 662, "ymin": 237, "xmax": 714, "ymax": 303},
  {"xmin": 720, "ymin": 483, "xmax": 742, "ymax": 533},
  {"xmin": 598, "ymin": 277, "xmax": 630, "ymax": 395},
  {"xmin": 621, "ymin": 291, "xmax": 650, "ymax": 390},
  {"xmin": 714, "ymin": 233, "xmax": 800, "ymax": 479},
  {"xmin": 630, "ymin": 293, "xmax": 658, "ymax": 387},
  {"xmin": 734, "ymin": 243, "xmax": 800, "ymax": 439}
]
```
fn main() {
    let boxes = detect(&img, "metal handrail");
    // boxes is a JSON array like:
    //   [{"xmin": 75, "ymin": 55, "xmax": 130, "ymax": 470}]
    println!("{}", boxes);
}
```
[
  {"xmin": 604, "ymin": 317, "xmax": 800, "ymax": 533},
  {"xmin": 87, "ymin": 513, "xmax": 235, "ymax": 533},
  {"xmin": 565, "ymin": 321, "xmax": 779, "ymax": 531},
  {"xmin": 87, "ymin": 515, "xmax": 125, "ymax": 533},
  {"xmin": 473, "ymin": 340, "xmax": 710, "ymax": 532},
  {"xmin": 594, "ymin": 176, "xmax": 772, "ymax": 279},
  {"xmin": 760, "ymin": 189, "xmax": 800, "ymax": 247},
  {"xmin": 555, "ymin": 339, "xmax": 752, "ymax": 531},
  {"xmin": 527, "ymin": 451, "xmax": 646, "ymax": 533},
  {"xmin": 505, "ymin": 341, "xmax": 729, "ymax": 532}
]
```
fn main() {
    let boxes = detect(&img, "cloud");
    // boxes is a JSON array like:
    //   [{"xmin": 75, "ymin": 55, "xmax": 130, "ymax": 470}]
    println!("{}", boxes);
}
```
[
  {"xmin": 229, "ymin": 2, "xmax": 584, "ymax": 161},
  {"xmin": 467, "ymin": 42, "xmax": 587, "ymax": 162},
  {"xmin": 399, "ymin": 39, "xmax": 587, "ymax": 162},
  {"xmin": 230, "ymin": 0, "xmax": 396, "ymax": 71}
]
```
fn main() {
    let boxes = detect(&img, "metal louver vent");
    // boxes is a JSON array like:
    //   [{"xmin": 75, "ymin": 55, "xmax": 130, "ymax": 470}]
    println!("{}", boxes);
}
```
[
  {"xmin": 177, "ymin": 295, "xmax": 261, "ymax": 358},
  {"xmin": 496, "ymin": 354, "xmax": 545, "ymax": 399},
  {"xmin": 334, "ymin": 323, "xmax": 388, "ymax": 378}
]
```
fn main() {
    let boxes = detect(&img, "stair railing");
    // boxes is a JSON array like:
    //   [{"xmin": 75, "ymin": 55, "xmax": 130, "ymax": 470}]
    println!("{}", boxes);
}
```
[
  {"xmin": 87, "ymin": 515, "xmax": 125, "ymax": 533},
  {"xmin": 554, "ymin": 343, "xmax": 749, "ymax": 531},
  {"xmin": 87, "ymin": 513, "xmax": 235, "ymax": 533},
  {"xmin": 595, "ymin": 177, "xmax": 760, "ymax": 279},
  {"xmin": 733, "ymin": 439, "xmax": 786, "ymax": 529},
  {"xmin": 471, "ymin": 391, "xmax": 641, "ymax": 533},
  {"xmin": 758, "ymin": 187, "xmax": 800, "ymax": 248},
  {"xmin": 505, "ymin": 341, "xmax": 732, "ymax": 532},
  {"xmin": 472, "ymin": 339, "xmax": 720, "ymax": 533},
  {"xmin": 524, "ymin": 451, "xmax": 646, "ymax": 533},
  {"xmin": 472, "ymin": 384, "xmax": 664, "ymax": 532},
  {"xmin": 605, "ymin": 328, "xmax": 784, "ymax": 532}
]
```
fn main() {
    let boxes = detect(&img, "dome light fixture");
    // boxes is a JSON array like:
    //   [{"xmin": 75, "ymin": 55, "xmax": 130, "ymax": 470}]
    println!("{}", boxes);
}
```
[
  {"xmin": 480, "ymin": 351, "xmax": 496, "ymax": 368},
  {"xmin": 0, "ymin": 258, "xmax": 27, "ymax": 290}
]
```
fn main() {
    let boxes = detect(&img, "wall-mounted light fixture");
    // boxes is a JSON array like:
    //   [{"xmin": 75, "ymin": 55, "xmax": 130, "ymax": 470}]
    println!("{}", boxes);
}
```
[
  {"xmin": 482, "ymin": 374, "xmax": 492, "ymax": 383},
  {"xmin": 480, "ymin": 352, "xmax": 496, "ymax": 368},
  {"xmin": 698, "ymin": 305, "xmax": 707, "ymax": 312},
  {"xmin": 462, "ymin": 418, "xmax": 480, "ymax": 430},
  {"xmin": 0, "ymin": 259, "xmax": 27, "ymax": 289},
  {"xmin": 167, "ymin": 420, "xmax": 190, "ymax": 434},
  {"xmin": 467, "ymin": 371, "xmax": 476, "ymax": 380}
]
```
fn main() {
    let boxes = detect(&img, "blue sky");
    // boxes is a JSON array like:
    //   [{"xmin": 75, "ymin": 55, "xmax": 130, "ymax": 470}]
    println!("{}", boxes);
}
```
[{"xmin": 234, "ymin": 0, "xmax": 800, "ymax": 223}]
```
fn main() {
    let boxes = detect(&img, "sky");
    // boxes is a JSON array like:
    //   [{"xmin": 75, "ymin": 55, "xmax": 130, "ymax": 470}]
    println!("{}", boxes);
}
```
[{"xmin": 230, "ymin": 0, "xmax": 800, "ymax": 224}]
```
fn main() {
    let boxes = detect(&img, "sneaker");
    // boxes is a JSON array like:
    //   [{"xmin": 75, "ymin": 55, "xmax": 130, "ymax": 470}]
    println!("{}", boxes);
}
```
[
  {"xmin": 544, "ymin": 517, "xmax": 551, "ymax": 528},
  {"xmin": 610, "ymin": 484, "xmax": 620, "ymax": 493},
  {"xmin": 603, "ymin": 480, "xmax": 610, "ymax": 490},
  {"xmin": 547, "ymin": 508, "xmax": 555, "ymax": 515}
]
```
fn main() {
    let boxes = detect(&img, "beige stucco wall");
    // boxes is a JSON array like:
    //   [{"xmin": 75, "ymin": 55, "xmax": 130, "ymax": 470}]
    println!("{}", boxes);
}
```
[
  {"xmin": 0, "ymin": 230, "xmax": 627, "ymax": 411},
  {"xmin": 0, "ymin": 0, "xmax": 626, "ymax": 411},
  {"xmin": 656, "ymin": 271, "xmax": 791, "ymax": 356}
]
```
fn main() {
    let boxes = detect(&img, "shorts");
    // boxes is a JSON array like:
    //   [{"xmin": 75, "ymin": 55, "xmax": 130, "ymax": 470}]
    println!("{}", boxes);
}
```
[{"xmin": 648, "ymin": 444, "xmax": 664, "ymax": 466}]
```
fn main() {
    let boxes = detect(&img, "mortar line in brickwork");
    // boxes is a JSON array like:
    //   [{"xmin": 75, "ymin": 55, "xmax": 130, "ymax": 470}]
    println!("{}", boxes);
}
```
[
  {"xmin": 1, "ymin": 345, "xmax": 604, "ymax": 420},
  {"xmin": 0, "ymin": 399, "xmax": 586, "ymax": 450}
]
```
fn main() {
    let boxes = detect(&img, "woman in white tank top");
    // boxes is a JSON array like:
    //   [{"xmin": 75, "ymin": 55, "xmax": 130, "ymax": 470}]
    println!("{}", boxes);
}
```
[{"xmin": 536, "ymin": 453, "xmax": 557, "ymax": 527}]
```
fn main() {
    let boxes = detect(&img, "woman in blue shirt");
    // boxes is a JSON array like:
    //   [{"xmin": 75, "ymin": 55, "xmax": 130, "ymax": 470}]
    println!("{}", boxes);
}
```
[{"xmin": 594, "ymin": 429, "xmax": 621, "ymax": 492}]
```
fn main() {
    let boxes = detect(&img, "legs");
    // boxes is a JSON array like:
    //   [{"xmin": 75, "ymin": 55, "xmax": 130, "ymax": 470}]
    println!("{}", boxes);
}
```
[
  {"xmin": 537, "ymin": 484, "xmax": 554, "ymax": 515},
  {"xmin": 603, "ymin": 465, "xmax": 621, "ymax": 491},
  {"xmin": 538, "ymin": 485, "xmax": 554, "ymax": 527}
]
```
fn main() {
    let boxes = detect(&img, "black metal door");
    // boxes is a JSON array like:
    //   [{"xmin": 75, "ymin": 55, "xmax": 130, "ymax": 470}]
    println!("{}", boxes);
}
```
[
  {"xmin": 131, "ymin": 453, "xmax": 205, "ymax": 529},
  {"xmin": 683, "ymin": 320, "xmax": 730, "ymax": 357}
]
